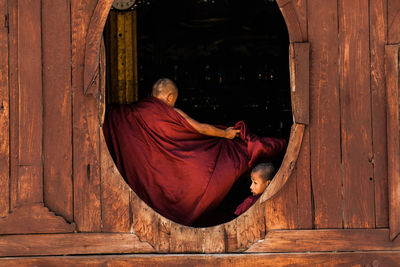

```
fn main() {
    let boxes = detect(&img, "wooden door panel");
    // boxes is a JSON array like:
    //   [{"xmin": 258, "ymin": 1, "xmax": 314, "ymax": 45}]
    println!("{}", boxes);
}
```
[
  {"xmin": 0, "ymin": 0, "xmax": 75, "ymax": 234},
  {"xmin": 42, "ymin": 0, "xmax": 73, "ymax": 223},
  {"xmin": 385, "ymin": 44, "xmax": 400, "ymax": 241},
  {"xmin": 0, "ymin": 0, "xmax": 9, "ymax": 218}
]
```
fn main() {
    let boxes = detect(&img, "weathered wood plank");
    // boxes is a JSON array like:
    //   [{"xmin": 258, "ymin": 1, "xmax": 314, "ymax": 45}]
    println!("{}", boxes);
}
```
[
  {"xmin": 42, "ymin": 0, "xmax": 73, "ymax": 223},
  {"xmin": 293, "ymin": 0, "xmax": 307, "ymax": 41},
  {"xmin": 388, "ymin": 0, "xmax": 400, "ymax": 44},
  {"xmin": 247, "ymin": 229, "xmax": 400, "ymax": 252},
  {"xmin": 260, "ymin": 123, "xmax": 304, "ymax": 202},
  {"xmin": 370, "ymin": 0, "xmax": 389, "ymax": 228},
  {"xmin": 130, "ymin": 192, "xmax": 160, "ymax": 247},
  {"xmin": 0, "ymin": 203, "xmax": 75, "ymax": 234},
  {"xmin": 17, "ymin": 0, "xmax": 43, "ymax": 204},
  {"xmin": 1, "ymin": 252, "xmax": 400, "ymax": 267},
  {"xmin": 83, "ymin": 0, "xmax": 113, "ymax": 96},
  {"xmin": 290, "ymin": 42, "xmax": 309, "ymax": 124},
  {"xmin": 235, "ymin": 198, "xmax": 265, "ymax": 250},
  {"xmin": 71, "ymin": 0, "xmax": 102, "ymax": 232},
  {"xmin": 308, "ymin": 0, "xmax": 342, "ymax": 228},
  {"xmin": 101, "ymin": 134, "xmax": 131, "ymax": 232},
  {"xmin": 0, "ymin": 0, "xmax": 9, "ymax": 218},
  {"xmin": 1, "ymin": 229, "xmax": 400, "ymax": 257},
  {"xmin": 276, "ymin": 0, "xmax": 306, "ymax": 42},
  {"xmin": 339, "ymin": 0, "xmax": 374, "ymax": 228},
  {"xmin": 8, "ymin": 0, "xmax": 18, "ymax": 211},
  {"xmin": 0, "ymin": 233, "xmax": 154, "ymax": 257},
  {"xmin": 385, "ymin": 45, "xmax": 400, "ymax": 241},
  {"xmin": 264, "ymin": 174, "xmax": 298, "ymax": 231},
  {"xmin": 169, "ymin": 225, "xmax": 203, "ymax": 253},
  {"xmin": 203, "ymin": 225, "xmax": 225, "ymax": 253},
  {"xmin": 295, "ymin": 127, "xmax": 312, "ymax": 229}
]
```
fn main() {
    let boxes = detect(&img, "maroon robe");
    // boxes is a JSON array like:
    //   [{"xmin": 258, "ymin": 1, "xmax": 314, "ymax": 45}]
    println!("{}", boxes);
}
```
[
  {"xmin": 234, "ymin": 195, "xmax": 260, "ymax": 216},
  {"xmin": 103, "ymin": 96, "xmax": 286, "ymax": 225}
]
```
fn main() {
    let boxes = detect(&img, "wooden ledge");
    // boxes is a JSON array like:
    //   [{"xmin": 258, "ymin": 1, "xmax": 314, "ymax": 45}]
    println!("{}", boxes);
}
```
[
  {"xmin": 246, "ymin": 229, "xmax": 400, "ymax": 253},
  {"xmin": 1, "ymin": 252, "xmax": 400, "ymax": 267},
  {"xmin": 1, "ymin": 229, "xmax": 399, "ymax": 257}
]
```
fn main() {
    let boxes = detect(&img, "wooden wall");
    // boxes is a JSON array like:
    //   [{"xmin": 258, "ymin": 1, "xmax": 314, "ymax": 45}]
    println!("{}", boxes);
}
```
[{"xmin": 1, "ymin": 0, "xmax": 400, "ymax": 265}]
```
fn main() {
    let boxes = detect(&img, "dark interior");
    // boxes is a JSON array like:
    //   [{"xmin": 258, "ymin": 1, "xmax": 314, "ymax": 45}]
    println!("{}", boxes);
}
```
[{"xmin": 105, "ymin": 0, "xmax": 290, "ymax": 226}]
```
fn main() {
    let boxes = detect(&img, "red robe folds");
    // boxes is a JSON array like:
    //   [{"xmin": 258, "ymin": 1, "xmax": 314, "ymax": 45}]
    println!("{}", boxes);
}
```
[{"xmin": 103, "ymin": 97, "xmax": 286, "ymax": 225}]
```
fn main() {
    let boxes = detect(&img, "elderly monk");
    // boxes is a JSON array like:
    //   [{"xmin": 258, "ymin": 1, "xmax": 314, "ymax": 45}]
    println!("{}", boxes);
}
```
[{"xmin": 103, "ymin": 78, "xmax": 286, "ymax": 226}]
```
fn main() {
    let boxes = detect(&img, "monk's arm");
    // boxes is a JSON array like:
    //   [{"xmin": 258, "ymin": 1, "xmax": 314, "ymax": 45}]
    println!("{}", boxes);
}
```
[{"xmin": 175, "ymin": 108, "xmax": 239, "ymax": 139}]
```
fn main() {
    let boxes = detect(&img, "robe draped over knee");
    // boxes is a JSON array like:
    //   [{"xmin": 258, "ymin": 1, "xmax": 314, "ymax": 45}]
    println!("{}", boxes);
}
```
[{"xmin": 103, "ymin": 97, "xmax": 286, "ymax": 225}]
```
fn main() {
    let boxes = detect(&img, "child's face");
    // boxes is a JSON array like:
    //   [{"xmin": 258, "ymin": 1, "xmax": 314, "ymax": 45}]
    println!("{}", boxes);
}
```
[{"xmin": 250, "ymin": 171, "xmax": 270, "ymax": 196}]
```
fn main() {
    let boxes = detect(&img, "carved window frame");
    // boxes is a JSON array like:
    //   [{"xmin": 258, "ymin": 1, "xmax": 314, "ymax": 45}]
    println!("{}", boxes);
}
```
[{"xmin": 84, "ymin": 0, "xmax": 310, "ymax": 252}]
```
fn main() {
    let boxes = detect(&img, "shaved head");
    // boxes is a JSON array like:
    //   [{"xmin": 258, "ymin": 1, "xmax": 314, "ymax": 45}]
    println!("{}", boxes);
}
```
[
  {"xmin": 152, "ymin": 78, "xmax": 178, "ymax": 97},
  {"xmin": 251, "ymin": 163, "xmax": 275, "ymax": 182}
]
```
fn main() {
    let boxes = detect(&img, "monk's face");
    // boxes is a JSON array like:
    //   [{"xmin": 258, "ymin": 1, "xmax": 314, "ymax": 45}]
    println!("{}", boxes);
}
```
[{"xmin": 250, "ymin": 171, "xmax": 270, "ymax": 196}]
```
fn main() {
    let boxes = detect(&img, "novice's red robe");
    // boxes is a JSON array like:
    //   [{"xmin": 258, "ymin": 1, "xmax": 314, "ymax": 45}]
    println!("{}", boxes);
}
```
[{"xmin": 103, "ymin": 96, "xmax": 286, "ymax": 225}]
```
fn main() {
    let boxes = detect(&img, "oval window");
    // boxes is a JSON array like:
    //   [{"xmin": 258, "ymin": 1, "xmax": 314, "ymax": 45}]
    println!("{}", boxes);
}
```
[{"xmin": 102, "ymin": 0, "xmax": 291, "ymax": 227}]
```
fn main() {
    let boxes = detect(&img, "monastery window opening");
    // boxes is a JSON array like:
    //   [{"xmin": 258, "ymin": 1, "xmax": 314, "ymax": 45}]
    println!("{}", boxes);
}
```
[{"xmin": 103, "ymin": 0, "xmax": 291, "ymax": 227}]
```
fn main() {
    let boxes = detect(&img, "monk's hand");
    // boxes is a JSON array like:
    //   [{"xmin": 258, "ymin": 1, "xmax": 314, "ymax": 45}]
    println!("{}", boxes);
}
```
[{"xmin": 224, "ymin": 127, "xmax": 240, "ymax": 139}]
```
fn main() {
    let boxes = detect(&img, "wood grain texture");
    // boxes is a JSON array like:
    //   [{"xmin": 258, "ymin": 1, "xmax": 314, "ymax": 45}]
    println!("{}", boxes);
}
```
[
  {"xmin": 1, "ymin": 252, "xmax": 400, "ymax": 267},
  {"xmin": 203, "ymin": 225, "xmax": 225, "ymax": 253},
  {"xmin": 0, "ymin": 233, "xmax": 154, "ymax": 257},
  {"xmin": 83, "ymin": 0, "xmax": 113, "ymax": 96},
  {"xmin": 235, "ymin": 198, "xmax": 265, "ymax": 251},
  {"xmin": 290, "ymin": 42, "xmax": 309, "ymax": 124},
  {"xmin": 1, "ymin": 229, "xmax": 400, "ymax": 257},
  {"xmin": 71, "ymin": 0, "xmax": 102, "ymax": 232},
  {"xmin": 0, "ymin": 0, "xmax": 9, "ymax": 218},
  {"xmin": 262, "ymin": 124, "xmax": 303, "ymax": 230},
  {"xmin": 8, "ymin": 0, "xmax": 18, "ymax": 211},
  {"xmin": 17, "ymin": 0, "xmax": 43, "ymax": 205},
  {"xmin": 295, "ymin": 127, "xmax": 312, "ymax": 229},
  {"xmin": 370, "ymin": 0, "xmax": 389, "ymax": 228},
  {"xmin": 339, "ymin": 0, "xmax": 374, "ymax": 229},
  {"xmin": 264, "ymin": 174, "xmax": 297, "ymax": 231},
  {"xmin": 100, "ymin": 133, "xmax": 131, "ymax": 232},
  {"xmin": 308, "ymin": 0, "xmax": 342, "ymax": 229},
  {"xmin": 260, "ymin": 123, "xmax": 304, "ymax": 202},
  {"xmin": 276, "ymin": 0, "xmax": 306, "ymax": 42},
  {"xmin": 385, "ymin": 45, "xmax": 400, "ymax": 241},
  {"xmin": 293, "ymin": 0, "xmax": 307, "ymax": 41},
  {"xmin": 246, "ymin": 229, "xmax": 400, "ymax": 252},
  {"xmin": 0, "ymin": 204, "xmax": 75, "ymax": 235},
  {"xmin": 169, "ymin": 225, "xmax": 203, "ymax": 253},
  {"xmin": 388, "ymin": 0, "xmax": 400, "ymax": 44},
  {"xmin": 42, "ymin": 0, "xmax": 73, "ymax": 223}
]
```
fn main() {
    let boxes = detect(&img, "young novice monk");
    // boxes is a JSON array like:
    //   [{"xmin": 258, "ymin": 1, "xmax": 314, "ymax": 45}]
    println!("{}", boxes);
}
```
[{"xmin": 234, "ymin": 163, "xmax": 275, "ymax": 216}]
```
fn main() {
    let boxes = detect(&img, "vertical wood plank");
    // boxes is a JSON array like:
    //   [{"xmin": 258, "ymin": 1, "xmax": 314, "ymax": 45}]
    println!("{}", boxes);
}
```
[
  {"xmin": 290, "ymin": 42, "xmax": 309, "ymax": 124},
  {"xmin": 8, "ymin": 0, "xmax": 18, "ymax": 210},
  {"xmin": 71, "ymin": 0, "xmax": 101, "ymax": 232},
  {"xmin": 203, "ymin": 225, "xmax": 225, "ymax": 253},
  {"xmin": 308, "ymin": 0, "xmax": 342, "ymax": 228},
  {"xmin": 16, "ymin": 0, "xmax": 43, "ymax": 204},
  {"xmin": 385, "ymin": 45, "xmax": 400, "ymax": 240},
  {"xmin": 295, "ymin": 127, "xmax": 312, "ymax": 229},
  {"xmin": 0, "ymin": 0, "xmax": 9, "ymax": 217},
  {"xmin": 264, "ymin": 175, "xmax": 298, "ymax": 230},
  {"xmin": 236, "ymin": 201, "xmax": 265, "ymax": 250},
  {"xmin": 388, "ymin": 0, "xmax": 400, "ymax": 44},
  {"xmin": 370, "ymin": 0, "xmax": 388, "ymax": 228},
  {"xmin": 293, "ymin": 0, "xmax": 307, "ymax": 42},
  {"xmin": 42, "ymin": 0, "xmax": 73, "ymax": 222},
  {"xmin": 116, "ymin": 12, "xmax": 126, "ymax": 103},
  {"xmin": 339, "ymin": 0, "xmax": 374, "ymax": 228},
  {"xmin": 169, "ymin": 225, "xmax": 203, "ymax": 253},
  {"xmin": 101, "ymin": 135, "xmax": 131, "ymax": 232}
]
